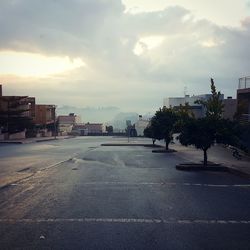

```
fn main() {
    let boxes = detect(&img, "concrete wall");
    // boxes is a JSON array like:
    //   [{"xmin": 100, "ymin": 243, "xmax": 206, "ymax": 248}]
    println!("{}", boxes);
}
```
[{"xmin": 9, "ymin": 131, "xmax": 26, "ymax": 140}]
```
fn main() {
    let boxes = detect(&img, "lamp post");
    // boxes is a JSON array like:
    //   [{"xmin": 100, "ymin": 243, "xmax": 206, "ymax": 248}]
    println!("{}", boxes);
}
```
[{"xmin": 52, "ymin": 105, "xmax": 57, "ymax": 139}]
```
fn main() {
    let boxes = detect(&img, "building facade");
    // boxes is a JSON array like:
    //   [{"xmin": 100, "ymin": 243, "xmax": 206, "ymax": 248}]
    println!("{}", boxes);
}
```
[
  {"xmin": 134, "ymin": 116, "xmax": 150, "ymax": 136},
  {"xmin": 222, "ymin": 97, "xmax": 237, "ymax": 120},
  {"xmin": 237, "ymin": 76, "xmax": 250, "ymax": 122},
  {"xmin": 57, "ymin": 113, "xmax": 81, "ymax": 134},
  {"xmin": 0, "ymin": 85, "xmax": 36, "ymax": 138},
  {"xmin": 34, "ymin": 105, "xmax": 56, "ymax": 126}
]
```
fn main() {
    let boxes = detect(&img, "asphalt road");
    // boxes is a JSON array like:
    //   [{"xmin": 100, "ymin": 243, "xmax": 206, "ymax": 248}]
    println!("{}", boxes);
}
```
[{"xmin": 0, "ymin": 137, "xmax": 250, "ymax": 250}]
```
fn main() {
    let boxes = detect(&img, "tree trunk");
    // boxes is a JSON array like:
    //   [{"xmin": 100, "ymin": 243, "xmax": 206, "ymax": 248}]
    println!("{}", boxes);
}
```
[
  {"xmin": 203, "ymin": 149, "xmax": 208, "ymax": 167},
  {"xmin": 165, "ymin": 136, "xmax": 171, "ymax": 150}
]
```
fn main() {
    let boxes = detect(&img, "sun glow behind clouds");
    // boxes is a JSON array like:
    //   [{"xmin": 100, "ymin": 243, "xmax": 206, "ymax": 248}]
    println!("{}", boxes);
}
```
[
  {"xmin": 134, "ymin": 36, "xmax": 165, "ymax": 55},
  {"xmin": 0, "ymin": 51, "xmax": 86, "ymax": 77},
  {"xmin": 201, "ymin": 38, "xmax": 225, "ymax": 48}
]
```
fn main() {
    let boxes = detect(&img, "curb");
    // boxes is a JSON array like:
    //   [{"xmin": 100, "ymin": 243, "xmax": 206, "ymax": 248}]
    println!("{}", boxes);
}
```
[
  {"xmin": 176, "ymin": 164, "xmax": 250, "ymax": 178},
  {"xmin": 0, "ymin": 141, "xmax": 24, "ymax": 144},
  {"xmin": 0, "ymin": 136, "xmax": 74, "ymax": 144},
  {"xmin": 35, "ymin": 138, "xmax": 57, "ymax": 143},
  {"xmin": 176, "ymin": 164, "xmax": 227, "ymax": 171},
  {"xmin": 101, "ymin": 143, "xmax": 157, "ymax": 147},
  {"xmin": 152, "ymin": 149, "xmax": 176, "ymax": 153}
]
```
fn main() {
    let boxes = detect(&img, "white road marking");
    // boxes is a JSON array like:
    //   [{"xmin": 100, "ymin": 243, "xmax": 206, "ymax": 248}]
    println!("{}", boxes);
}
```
[
  {"xmin": 0, "ymin": 218, "xmax": 250, "ymax": 225},
  {"xmin": 58, "ymin": 182, "xmax": 250, "ymax": 188},
  {"xmin": 8, "ymin": 182, "xmax": 250, "ymax": 188}
]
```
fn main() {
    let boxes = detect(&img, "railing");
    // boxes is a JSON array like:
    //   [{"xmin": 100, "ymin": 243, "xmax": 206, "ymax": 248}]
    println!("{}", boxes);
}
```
[{"xmin": 239, "ymin": 77, "xmax": 250, "ymax": 89}]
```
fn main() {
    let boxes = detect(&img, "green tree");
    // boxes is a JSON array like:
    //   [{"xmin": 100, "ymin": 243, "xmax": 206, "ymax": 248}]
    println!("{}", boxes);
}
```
[
  {"xmin": 178, "ymin": 117, "xmax": 215, "ymax": 166},
  {"xmin": 195, "ymin": 78, "xmax": 224, "ymax": 120},
  {"xmin": 106, "ymin": 125, "xmax": 113, "ymax": 135},
  {"xmin": 150, "ymin": 106, "xmax": 178, "ymax": 150},
  {"xmin": 173, "ymin": 102, "xmax": 194, "ymax": 133},
  {"xmin": 178, "ymin": 79, "xmax": 239, "ymax": 166},
  {"xmin": 143, "ymin": 125, "xmax": 156, "ymax": 145}
]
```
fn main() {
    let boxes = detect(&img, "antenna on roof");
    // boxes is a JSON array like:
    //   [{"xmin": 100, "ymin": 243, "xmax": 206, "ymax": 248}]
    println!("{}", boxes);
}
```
[{"xmin": 184, "ymin": 85, "xmax": 188, "ymax": 96}]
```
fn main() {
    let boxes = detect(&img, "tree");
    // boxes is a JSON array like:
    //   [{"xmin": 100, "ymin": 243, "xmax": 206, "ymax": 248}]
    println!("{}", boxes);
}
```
[
  {"xmin": 178, "ymin": 79, "xmax": 239, "ymax": 166},
  {"xmin": 143, "ymin": 125, "xmax": 156, "ymax": 145},
  {"xmin": 150, "ymin": 106, "xmax": 178, "ymax": 150},
  {"xmin": 178, "ymin": 117, "xmax": 216, "ymax": 166},
  {"xmin": 106, "ymin": 125, "xmax": 113, "ymax": 135},
  {"xmin": 195, "ymin": 78, "xmax": 224, "ymax": 120},
  {"xmin": 173, "ymin": 102, "xmax": 194, "ymax": 133}
]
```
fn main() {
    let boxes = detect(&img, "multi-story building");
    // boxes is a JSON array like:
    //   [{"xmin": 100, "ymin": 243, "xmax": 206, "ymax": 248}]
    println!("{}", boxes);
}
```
[
  {"xmin": 57, "ymin": 113, "xmax": 81, "ymax": 135},
  {"xmin": 163, "ymin": 94, "xmax": 218, "ymax": 118},
  {"xmin": 0, "ymin": 85, "xmax": 36, "ymax": 139},
  {"xmin": 163, "ymin": 92, "xmax": 236, "ymax": 119},
  {"xmin": 0, "ymin": 85, "xmax": 36, "ymax": 121},
  {"xmin": 222, "ymin": 97, "xmax": 237, "ymax": 120},
  {"xmin": 237, "ymin": 76, "xmax": 250, "ymax": 123},
  {"xmin": 34, "ymin": 105, "xmax": 56, "ymax": 126}
]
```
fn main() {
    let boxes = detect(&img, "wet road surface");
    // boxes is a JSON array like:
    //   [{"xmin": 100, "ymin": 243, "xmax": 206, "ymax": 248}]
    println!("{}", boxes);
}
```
[{"xmin": 0, "ymin": 137, "xmax": 250, "ymax": 249}]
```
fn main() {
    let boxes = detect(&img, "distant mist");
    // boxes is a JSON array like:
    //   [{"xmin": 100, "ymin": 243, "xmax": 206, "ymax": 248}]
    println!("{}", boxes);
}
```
[{"xmin": 57, "ymin": 105, "xmax": 153, "ymax": 130}]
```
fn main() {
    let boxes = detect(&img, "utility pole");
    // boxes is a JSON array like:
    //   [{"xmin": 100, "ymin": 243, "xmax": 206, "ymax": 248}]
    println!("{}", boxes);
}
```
[
  {"xmin": 6, "ymin": 99, "xmax": 9, "ymax": 140},
  {"xmin": 53, "ymin": 105, "xmax": 57, "ymax": 139}
]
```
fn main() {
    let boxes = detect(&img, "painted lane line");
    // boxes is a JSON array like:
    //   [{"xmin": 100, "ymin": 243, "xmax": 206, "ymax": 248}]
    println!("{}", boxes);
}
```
[
  {"xmin": 7, "ymin": 182, "xmax": 250, "ymax": 188},
  {"xmin": 55, "ymin": 182, "xmax": 250, "ymax": 188},
  {"xmin": 1, "ymin": 218, "xmax": 250, "ymax": 225}
]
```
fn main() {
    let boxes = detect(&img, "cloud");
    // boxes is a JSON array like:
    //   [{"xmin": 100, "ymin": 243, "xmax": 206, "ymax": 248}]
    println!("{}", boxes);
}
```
[{"xmin": 0, "ymin": 0, "xmax": 250, "ymax": 116}]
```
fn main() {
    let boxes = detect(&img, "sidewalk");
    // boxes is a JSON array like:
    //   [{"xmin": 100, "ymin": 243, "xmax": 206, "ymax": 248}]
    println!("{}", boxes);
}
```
[
  {"xmin": 169, "ymin": 142, "xmax": 250, "ymax": 178},
  {"xmin": 0, "ymin": 135, "xmax": 74, "ymax": 144}
]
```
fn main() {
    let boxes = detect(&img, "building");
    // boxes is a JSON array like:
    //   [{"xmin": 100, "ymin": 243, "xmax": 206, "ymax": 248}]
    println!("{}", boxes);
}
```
[
  {"xmin": 222, "ymin": 97, "xmax": 237, "ymax": 120},
  {"xmin": 83, "ymin": 123, "xmax": 106, "ymax": 135},
  {"xmin": 33, "ymin": 105, "xmax": 56, "ymax": 137},
  {"xmin": 164, "ymin": 94, "xmax": 212, "ymax": 118},
  {"xmin": 134, "ymin": 115, "xmax": 150, "ymax": 136},
  {"xmin": 72, "ymin": 123, "xmax": 106, "ymax": 135},
  {"xmin": 0, "ymin": 85, "xmax": 36, "ymax": 121},
  {"xmin": 163, "ymin": 93, "xmax": 226, "ymax": 119},
  {"xmin": 0, "ymin": 85, "xmax": 36, "ymax": 139},
  {"xmin": 237, "ymin": 76, "xmax": 250, "ymax": 123},
  {"xmin": 57, "ymin": 113, "xmax": 81, "ymax": 135},
  {"xmin": 34, "ymin": 105, "xmax": 56, "ymax": 126}
]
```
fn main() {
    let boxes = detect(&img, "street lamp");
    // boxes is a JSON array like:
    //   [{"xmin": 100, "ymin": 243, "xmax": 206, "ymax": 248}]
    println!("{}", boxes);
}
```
[{"xmin": 52, "ymin": 105, "xmax": 57, "ymax": 139}]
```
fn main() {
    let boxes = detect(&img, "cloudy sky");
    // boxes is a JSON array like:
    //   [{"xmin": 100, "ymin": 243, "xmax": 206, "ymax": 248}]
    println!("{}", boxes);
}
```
[{"xmin": 0, "ymin": 0, "xmax": 250, "ymax": 115}]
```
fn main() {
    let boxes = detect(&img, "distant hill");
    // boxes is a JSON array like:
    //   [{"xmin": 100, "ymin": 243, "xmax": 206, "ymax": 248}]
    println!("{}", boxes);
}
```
[{"xmin": 57, "ymin": 106, "xmax": 152, "ymax": 130}]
